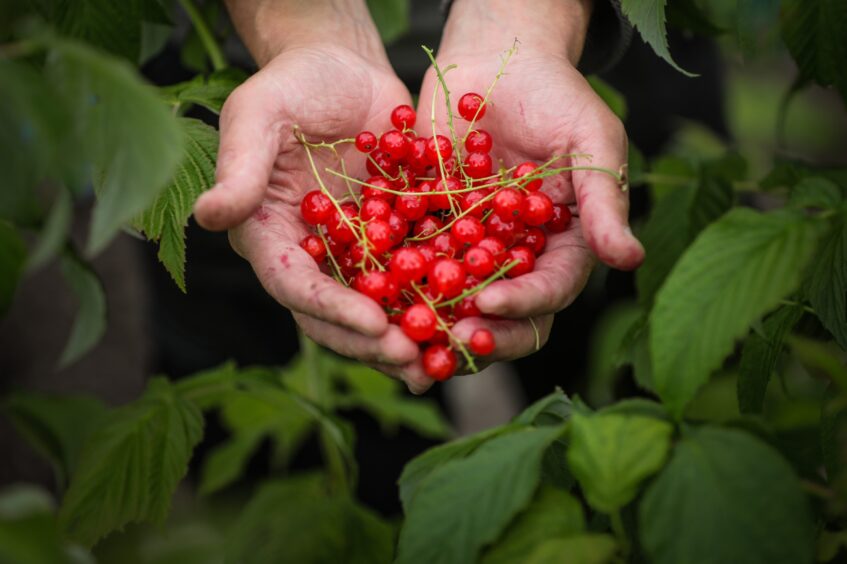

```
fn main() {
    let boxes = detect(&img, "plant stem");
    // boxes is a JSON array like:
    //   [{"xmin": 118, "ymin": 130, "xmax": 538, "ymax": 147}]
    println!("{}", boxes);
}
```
[
  {"xmin": 177, "ymin": 0, "xmax": 227, "ymax": 72},
  {"xmin": 610, "ymin": 510, "xmax": 631, "ymax": 558}
]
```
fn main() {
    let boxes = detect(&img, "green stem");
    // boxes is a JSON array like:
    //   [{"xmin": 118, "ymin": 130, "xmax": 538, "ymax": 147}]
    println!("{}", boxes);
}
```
[
  {"xmin": 411, "ymin": 283, "xmax": 478, "ymax": 373},
  {"xmin": 177, "ymin": 0, "xmax": 227, "ymax": 72},
  {"xmin": 435, "ymin": 260, "xmax": 519, "ymax": 309},
  {"xmin": 610, "ymin": 510, "xmax": 631, "ymax": 559}
]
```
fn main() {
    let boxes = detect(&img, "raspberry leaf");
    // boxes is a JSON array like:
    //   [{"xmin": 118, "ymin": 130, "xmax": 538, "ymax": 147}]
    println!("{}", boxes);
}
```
[{"xmin": 620, "ymin": 0, "xmax": 696, "ymax": 77}]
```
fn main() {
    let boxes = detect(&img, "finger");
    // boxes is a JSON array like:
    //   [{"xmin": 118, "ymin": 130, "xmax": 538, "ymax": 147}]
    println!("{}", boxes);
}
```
[
  {"xmin": 294, "ymin": 313, "xmax": 419, "ymax": 366},
  {"xmin": 474, "ymin": 223, "xmax": 594, "ymax": 318},
  {"xmin": 452, "ymin": 315, "xmax": 554, "ymax": 362},
  {"xmin": 570, "ymin": 115, "xmax": 644, "ymax": 271},
  {"xmin": 236, "ymin": 217, "xmax": 389, "ymax": 337},
  {"xmin": 367, "ymin": 360, "xmax": 435, "ymax": 395},
  {"xmin": 194, "ymin": 82, "xmax": 283, "ymax": 231}
]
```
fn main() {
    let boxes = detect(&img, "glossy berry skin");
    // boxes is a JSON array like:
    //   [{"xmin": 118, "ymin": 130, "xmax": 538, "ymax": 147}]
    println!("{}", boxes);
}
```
[
  {"xmin": 300, "ymin": 235, "xmax": 326, "ymax": 262},
  {"xmin": 337, "ymin": 250, "xmax": 357, "ymax": 278},
  {"xmin": 390, "ymin": 104, "xmax": 416, "ymax": 130},
  {"xmin": 396, "ymin": 192, "xmax": 428, "ymax": 221},
  {"xmin": 355, "ymin": 131, "xmax": 377, "ymax": 153},
  {"xmin": 493, "ymin": 188, "xmax": 526, "ymax": 220},
  {"xmin": 379, "ymin": 130, "xmax": 410, "ymax": 161},
  {"xmin": 422, "ymin": 344, "xmax": 458, "ymax": 381},
  {"xmin": 465, "ymin": 129, "xmax": 493, "ymax": 153},
  {"xmin": 454, "ymin": 296, "xmax": 482, "ymax": 319},
  {"xmin": 366, "ymin": 149, "xmax": 400, "ymax": 177},
  {"xmin": 413, "ymin": 215, "xmax": 444, "ymax": 238},
  {"xmin": 428, "ymin": 178, "xmax": 457, "ymax": 211},
  {"xmin": 327, "ymin": 204, "xmax": 359, "ymax": 244},
  {"xmin": 365, "ymin": 219, "xmax": 395, "ymax": 254},
  {"xmin": 461, "ymin": 188, "xmax": 492, "ymax": 218},
  {"xmin": 464, "ymin": 151, "xmax": 493, "ymax": 179},
  {"xmin": 485, "ymin": 215, "xmax": 524, "ymax": 247},
  {"xmin": 469, "ymin": 329, "xmax": 495, "ymax": 356},
  {"xmin": 506, "ymin": 246, "xmax": 536, "ymax": 278},
  {"xmin": 355, "ymin": 271, "xmax": 399, "ymax": 305},
  {"xmin": 523, "ymin": 192, "xmax": 554, "ymax": 226},
  {"xmin": 300, "ymin": 190, "xmax": 334, "ymax": 225},
  {"xmin": 429, "ymin": 258, "xmax": 466, "ymax": 299},
  {"xmin": 514, "ymin": 162, "xmax": 542, "ymax": 191},
  {"xmin": 389, "ymin": 247, "xmax": 427, "ymax": 285},
  {"xmin": 458, "ymin": 92, "xmax": 486, "ymax": 121},
  {"xmin": 426, "ymin": 135, "xmax": 453, "ymax": 163},
  {"xmin": 388, "ymin": 212, "xmax": 409, "ymax": 242},
  {"xmin": 432, "ymin": 232, "xmax": 460, "ymax": 258},
  {"xmin": 416, "ymin": 244, "xmax": 437, "ymax": 267},
  {"xmin": 362, "ymin": 176, "xmax": 394, "ymax": 202},
  {"xmin": 547, "ymin": 204, "xmax": 572, "ymax": 233},
  {"xmin": 451, "ymin": 216, "xmax": 485, "ymax": 247},
  {"xmin": 477, "ymin": 236, "xmax": 506, "ymax": 262},
  {"xmin": 360, "ymin": 197, "xmax": 391, "ymax": 221},
  {"xmin": 407, "ymin": 137, "xmax": 431, "ymax": 170},
  {"xmin": 463, "ymin": 246, "xmax": 495, "ymax": 278},
  {"xmin": 522, "ymin": 227, "xmax": 547, "ymax": 254},
  {"xmin": 401, "ymin": 304, "xmax": 437, "ymax": 342}
]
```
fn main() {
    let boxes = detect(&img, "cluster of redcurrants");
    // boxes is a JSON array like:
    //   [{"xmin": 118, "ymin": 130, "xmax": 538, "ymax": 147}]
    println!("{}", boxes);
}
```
[{"xmin": 299, "ymin": 93, "xmax": 571, "ymax": 381}]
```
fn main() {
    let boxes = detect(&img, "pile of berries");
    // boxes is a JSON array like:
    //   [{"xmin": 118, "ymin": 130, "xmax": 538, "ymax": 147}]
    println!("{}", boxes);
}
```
[{"xmin": 299, "ymin": 93, "xmax": 571, "ymax": 381}]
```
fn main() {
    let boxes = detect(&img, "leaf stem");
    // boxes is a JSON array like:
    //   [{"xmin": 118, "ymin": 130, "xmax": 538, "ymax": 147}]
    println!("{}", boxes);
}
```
[{"xmin": 177, "ymin": 0, "xmax": 227, "ymax": 72}]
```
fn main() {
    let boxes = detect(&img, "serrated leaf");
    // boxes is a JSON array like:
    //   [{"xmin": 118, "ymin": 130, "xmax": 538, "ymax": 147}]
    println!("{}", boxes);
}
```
[
  {"xmin": 650, "ymin": 209, "xmax": 822, "ymax": 417},
  {"xmin": 45, "ymin": 39, "xmax": 183, "ymax": 255},
  {"xmin": 761, "ymin": 159, "xmax": 847, "ymax": 192},
  {"xmin": 587, "ymin": 302, "xmax": 643, "ymax": 406},
  {"xmin": 59, "ymin": 379, "xmax": 203, "ymax": 547},
  {"xmin": 788, "ymin": 177, "xmax": 843, "ymax": 209},
  {"xmin": 27, "ymin": 189, "xmax": 72, "ymax": 272},
  {"xmin": 738, "ymin": 305, "xmax": 804, "ymax": 413},
  {"xmin": 567, "ymin": 413, "xmax": 672, "ymax": 513},
  {"xmin": 0, "ymin": 222, "xmax": 26, "ymax": 316},
  {"xmin": 639, "ymin": 427, "xmax": 815, "ymax": 564},
  {"xmin": 481, "ymin": 486, "xmax": 585, "ymax": 564},
  {"xmin": 58, "ymin": 253, "xmax": 106, "ymax": 368},
  {"xmin": 781, "ymin": 0, "xmax": 847, "ymax": 104},
  {"xmin": 620, "ymin": 0, "xmax": 696, "ymax": 76},
  {"xmin": 806, "ymin": 210, "xmax": 847, "ymax": 349},
  {"xmin": 514, "ymin": 389, "xmax": 573, "ymax": 426},
  {"xmin": 366, "ymin": 0, "xmax": 409, "ymax": 44},
  {"xmin": 160, "ymin": 69, "xmax": 246, "ymax": 115},
  {"xmin": 525, "ymin": 534, "xmax": 617, "ymax": 564},
  {"xmin": 396, "ymin": 427, "xmax": 561, "ymax": 564}
]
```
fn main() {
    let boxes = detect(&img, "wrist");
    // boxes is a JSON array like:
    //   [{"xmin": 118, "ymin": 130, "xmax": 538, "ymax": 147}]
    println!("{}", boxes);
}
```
[
  {"xmin": 440, "ymin": 0, "xmax": 593, "ymax": 65},
  {"xmin": 225, "ymin": 0, "xmax": 389, "ymax": 68}
]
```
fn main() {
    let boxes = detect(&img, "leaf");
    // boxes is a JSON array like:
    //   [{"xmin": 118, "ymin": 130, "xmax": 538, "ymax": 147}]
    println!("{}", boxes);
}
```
[
  {"xmin": 2, "ymin": 393, "xmax": 108, "ymax": 490},
  {"xmin": 58, "ymin": 253, "xmax": 107, "ymax": 368},
  {"xmin": 616, "ymin": 313, "xmax": 655, "ymax": 391},
  {"xmin": 781, "ymin": 0, "xmax": 847, "ymax": 104},
  {"xmin": 0, "ymin": 222, "xmax": 26, "ymax": 316},
  {"xmin": 650, "ymin": 209, "xmax": 822, "ymax": 417},
  {"xmin": 587, "ymin": 302, "xmax": 643, "ymax": 406},
  {"xmin": 620, "ymin": 0, "xmax": 696, "ymax": 76},
  {"xmin": 525, "ymin": 535, "xmax": 617, "ymax": 564},
  {"xmin": 598, "ymin": 398, "xmax": 669, "ymax": 420},
  {"xmin": 0, "ymin": 485, "xmax": 68, "ymax": 564},
  {"xmin": 737, "ymin": 305, "xmax": 804, "ymax": 413},
  {"xmin": 396, "ymin": 427, "xmax": 562, "ymax": 564},
  {"xmin": 59, "ymin": 378, "xmax": 204, "ymax": 547},
  {"xmin": 514, "ymin": 389, "xmax": 573, "ymax": 426},
  {"xmin": 821, "ymin": 387, "xmax": 847, "ymax": 479},
  {"xmin": 133, "ymin": 118, "xmax": 217, "ymax": 291},
  {"xmin": 587, "ymin": 76, "xmax": 627, "ymax": 120},
  {"xmin": 761, "ymin": 159, "xmax": 847, "ymax": 192},
  {"xmin": 45, "ymin": 39, "xmax": 183, "ymax": 255},
  {"xmin": 160, "ymin": 69, "xmax": 246, "ymax": 115},
  {"xmin": 366, "ymin": 0, "xmax": 410, "ymax": 44},
  {"xmin": 639, "ymin": 426, "xmax": 815, "ymax": 564},
  {"xmin": 788, "ymin": 177, "xmax": 843, "ymax": 210},
  {"xmin": 567, "ymin": 413, "xmax": 673, "ymax": 513},
  {"xmin": 666, "ymin": 0, "xmax": 725, "ymax": 36},
  {"xmin": 227, "ymin": 474, "xmax": 394, "ymax": 564},
  {"xmin": 737, "ymin": 0, "xmax": 782, "ymax": 58},
  {"xmin": 481, "ymin": 486, "xmax": 585, "ymax": 564},
  {"xmin": 198, "ymin": 434, "xmax": 261, "ymax": 497},
  {"xmin": 806, "ymin": 210, "xmax": 847, "ymax": 350},
  {"xmin": 788, "ymin": 336, "xmax": 847, "ymax": 390},
  {"xmin": 27, "ymin": 189, "xmax": 73, "ymax": 271}
]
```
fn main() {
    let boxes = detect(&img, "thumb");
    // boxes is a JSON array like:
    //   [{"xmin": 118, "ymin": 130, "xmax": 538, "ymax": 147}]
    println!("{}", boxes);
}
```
[{"xmin": 194, "ymin": 85, "xmax": 282, "ymax": 231}]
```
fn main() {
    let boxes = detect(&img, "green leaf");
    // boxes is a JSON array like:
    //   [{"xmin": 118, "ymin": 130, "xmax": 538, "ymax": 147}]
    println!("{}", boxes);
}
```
[
  {"xmin": 598, "ymin": 398, "xmax": 669, "ymax": 420},
  {"xmin": 160, "ymin": 69, "xmax": 246, "ymax": 115},
  {"xmin": 650, "ymin": 209, "xmax": 822, "ymax": 417},
  {"xmin": 737, "ymin": 0, "xmax": 782, "ymax": 58},
  {"xmin": 0, "ymin": 485, "xmax": 69, "ymax": 564},
  {"xmin": 806, "ymin": 210, "xmax": 847, "ymax": 350},
  {"xmin": 27, "ymin": 189, "xmax": 73, "ymax": 271},
  {"xmin": 620, "ymin": 0, "xmax": 696, "ymax": 76},
  {"xmin": 587, "ymin": 302, "xmax": 643, "ymax": 406},
  {"xmin": 639, "ymin": 426, "xmax": 815, "ymax": 564},
  {"xmin": 514, "ymin": 389, "xmax": 573, "ymax": 426},
  {"xmin": 59, "ymin": 379, "xmax": 204, "ymax": 547},
  {"xmin": 821, "ymin": 388, "xmax": 847, "ymax": 479},
  {"xmin": 788, "ymin": 177, "xmax": 843, "ymax": 210},
  {"xmin": 666, "ymin": 0, "xmax": 724, "ymax": 36},
  {"xmin": 396, "ymin": 427, "xmax": 561, "ymax": 564},
  {"xmin": 781, "ymin": 0, "xmax": 847, "ymax": 104},
  {"xmin": 45, "ymin": 39, "xmax": 183, "ymax": 255},
  {"xmin": 58, "ymin": 253, "xmax": 107, "ymax": 368},
  {"xmin": 366, "ymin": 0, "xmax": 409, "ymax": 44},
  {"xmin": 227, "ymin": 474, "xmax": 394, "ymax": 564},
  {"xmin": 737, "ymin": 305, "xmax": 804, "ymax": 413},
  {"xmin": 616, "ymin": 313, "xmax": 654, "ymax": 391},
  {"xmin": 567, "ymin": 413, "xmax": 673, "ymax": 513},
  {"xmin": 788, "ymin": 336, "xmax": 847, "ymax": 390},
  {"xmin": 0, "ymin": 222, "xmax": 26, "ymax": 316},
  {"xmin": 587, "ymin": 76, "xmax": 627, "ymax": 120},
  {"xmin": 198, "ymin": 434, "xmax": 262, "ymax": 497},
  {"xmin": 761, "ymin": 159, "xmax": 847, "ymax": 192},
  {"xmin": 525, "ymin": 535, "xmax": 618, "ymax": 564},
  {"xmin": 481, "ymin": 486, "xmax": 585, "ymax": 564},
  {"xmin": 134, "ymin": 117, "xmax": 218, "ymax": 291}
]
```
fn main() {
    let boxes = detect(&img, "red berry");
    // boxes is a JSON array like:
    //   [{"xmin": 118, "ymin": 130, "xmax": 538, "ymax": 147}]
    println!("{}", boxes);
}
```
[
  {"xmin": 485, "ymin": 215, "xmax": 524, "ymax": 247},
  {"xmin": 523, "ymin": 192, "xmax": 554, "ymax": 226},
  {"xmin": 514, "ymin": 162, "xmax": 542, "ymax": 191},
  {"xmin": 401, "ymin": 304, "xmax": 437, "ymax": 342},
  {"xmin": 547, "ymin": 204, "xmax": 572, "ymax": 233},
  {"xmin": 522, "ymin": 227, "xmax": 547, "ymax": 254},
  {"xmin": 413, "ymin": 215, "xmax": 444, "ymax": 238},
  {"xmin": 360, "ymin": 197, "xmax": 391, "ymax": 221},
  {"xmin": 362, "ymin": 176, "xmax": 395, "ymax": 202},
  {"xmin": 390, "ymin": 104, "xmax": 416, "ymax": 130},
  {"xmin": 300, "ymin": 190, "xmax": 334, "ymax": 225},
  {"xmin": 451, "ymin": 216, "xmax": 485, "ymax": 247},
  {"xmin": 416, "ymin": 244, "xmax": 437, "ymax": 267},
  {"xmin": 365, "ymin": 219, "xmax": 395, "ymax": 254},
  {"xmin": 326, "ymin": 236, "xmax": 347, "ymax": 258},
  {"xmin": 389, "ymin": 247, "xmax": 427, "ymax": 285},
  {"xmin": 396, "ymin": 192, "xmax": 428, "ymax": 221},
  {"xmin": 493, "ymin": 188, "xmax": 526, "ymax": 220},
  {"xmin": 469, "ymin": 329, "xmax": 495, "ymax": 356},
  {"xmin": 464, "ymin": 152, "xmax": 493, "ymax": 179},
  {"xmin": 422, "ymin": 344, "xmax": 457, "ymax": 381},
  {"xmin": 477, "ymin": 237, "xmax": 506, "ymax": 261},
  {"xmin": 426, "ymin": 135, "xmax": 453, "ymax": 163},
  {"xmin": 465, "ymin": 129, "xmax": 493, "ymax": 153},
  {"xmin": 379, "ymin": 130, "xmax": 410, "ymax": 161},
  {"xmin": 327, "ymin": 203, "xmax": 359, "ymax": 244},
  {"xmin": 461, "ymin": 188, "xmax": 492, "ymax": 218},
  {"xmin": 355, "ymin": 271, "xmax": 399, "ymax": 305},
  {"xmin": 338, "ymin": 249, "xmax": 357, "ymax": 277},
  {"xmin": 300, "ymin": 235, "xmax": 326, "ymax": 262},
  {"xmin": 428, "ymin": 178, "xmax": 458, "ymax": 211},
  {"xmin": 432, "ymin": 232, "xmax": 460, "ymax": 258},
  {"xmin": 464, "ymin": 246, "xmax": 495, "ymax": 278},
  {"xmin": 458, "ymin": 92, "xmax": 486, "ymax": 121},
  {"xmin": 506, "ymin": 246, "xmax": 535, "ymax": 277},
  {"xmin": 388, "ymin": 212, "xmax": 409, "ymax": 242},
  {"xmin": 367, "ymin": 149, "xmax": 400, "ymax": 177},
  {"xmin": 407, "ymin": 137, "xmax": 431, "ymax": 170},
  {"xmin": 454, "ymin": 296, "xmax": 482, "ymax": 319},
  {"xmin": 429, "ymin": 258, "xmax": 466, "ymax": 299},
  {"xmin": 355, "ymin": 131, "xmax": 377, "ymax": 153}
]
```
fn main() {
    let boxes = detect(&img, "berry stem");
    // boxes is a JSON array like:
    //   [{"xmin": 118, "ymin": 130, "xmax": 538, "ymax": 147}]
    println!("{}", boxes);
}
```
[
  {"xmin": 177, "ymin": 0, "xmax": 226, "ymax": 72},
  {"xmin": 316, "ymin": 228, "xmax": 348, "ymax": 285},
  {"xmin": 435, "ymin": 259, "xmax": 520, "ymax": 309},
  {"xmin": 529, "ymin": 317, "xmax": 540, "ymax": 351},
  {"xmin": 411, "ymin": 283, "xmax": 479, "ymax": 373},
  {"xmin": 459, "ymin": 40, "xmax": 519, "ymax": 148}
]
